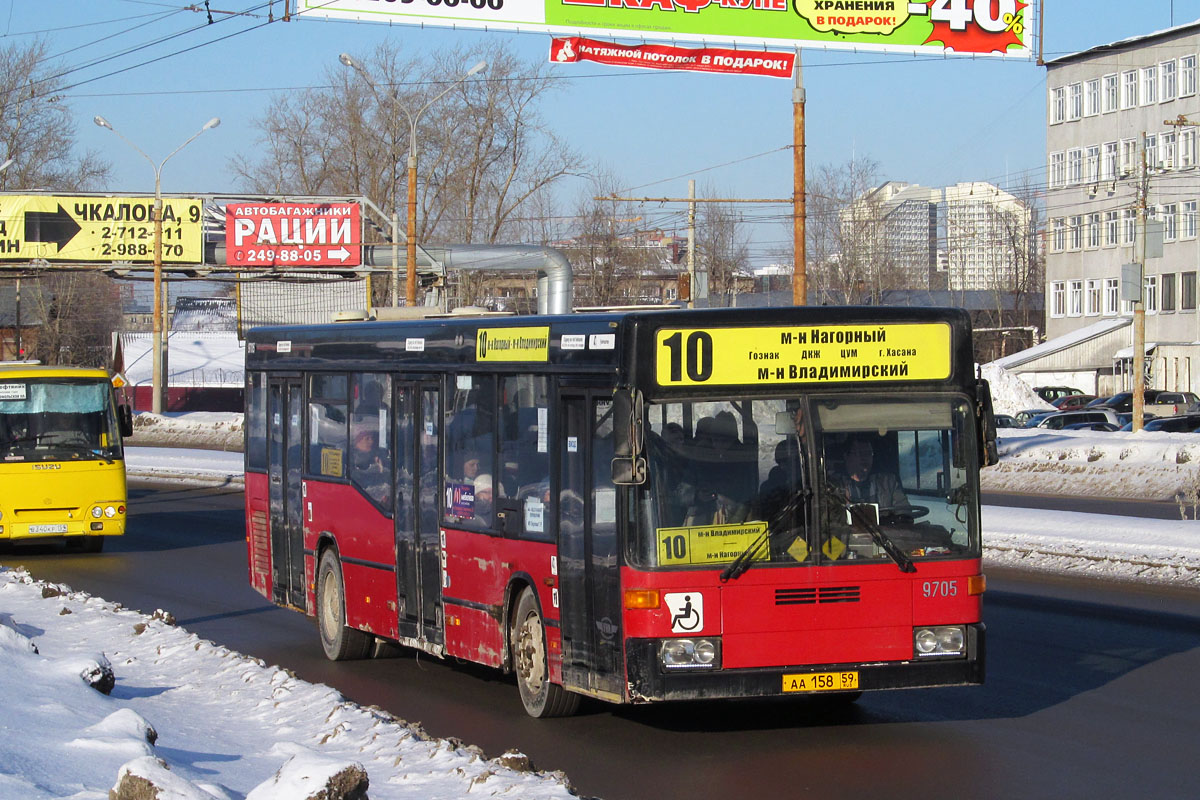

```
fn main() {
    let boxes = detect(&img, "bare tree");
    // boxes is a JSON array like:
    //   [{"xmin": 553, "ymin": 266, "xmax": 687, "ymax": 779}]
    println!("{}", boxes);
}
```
[
  {"xmin": 27, "ymin": 273, "xmax": 123, "ymax": 366},
  {"xmin": 0, "ymin": 39, "xmax": 110, "ymax": 192},
  {"xmin": 559, "ymin": 175, "xmax": 663, "ymax": 307},
  {"xmin": 804, "ymin": 155, "xmax": 916, "ymax": 303},
  {"xmin": 231, "ymin": 41, "xmax": 585, "ymax": 253},
  {"xmin": 695, "ymin": 184, "xmax": 750, "ymax": 303}
]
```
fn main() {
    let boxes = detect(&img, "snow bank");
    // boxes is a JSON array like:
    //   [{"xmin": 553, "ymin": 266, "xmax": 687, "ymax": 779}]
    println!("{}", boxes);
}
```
[
  {"xmin": 980, "ymin": 362, "xmax": 1054, "ymax": 416},
  {"xmin": 0, "ymin": 568, "xmax": 576, "ymax": 800}
]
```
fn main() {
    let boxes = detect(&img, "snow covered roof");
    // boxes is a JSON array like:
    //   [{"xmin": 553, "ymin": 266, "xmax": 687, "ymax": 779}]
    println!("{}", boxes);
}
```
[
  {"xmin": 1048, "ymin": 17, "xmax": 1200, "ymax": 66},
  {"xmin": 120, "ymin": 331, "xmax": 244, "ymax": 388},
  {"xmin": 991, "ymin": 317, "xmax": 1130, "ymax": 370}
]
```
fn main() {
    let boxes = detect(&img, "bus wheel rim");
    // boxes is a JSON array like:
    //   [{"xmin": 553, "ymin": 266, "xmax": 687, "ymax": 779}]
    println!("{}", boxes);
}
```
[{"xmin": 517, "ymin": 612, "xmax": 546, "ymax": 692}]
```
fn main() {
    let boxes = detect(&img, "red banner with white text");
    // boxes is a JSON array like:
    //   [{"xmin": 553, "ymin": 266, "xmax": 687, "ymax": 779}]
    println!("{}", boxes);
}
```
[{"xmin": 550, "ymin": 37, "xmax": 795, "ymax": 79}]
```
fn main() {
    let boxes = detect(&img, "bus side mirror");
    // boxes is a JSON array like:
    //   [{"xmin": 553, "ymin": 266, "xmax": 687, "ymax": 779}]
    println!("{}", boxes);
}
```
[
  {"xmin": 976, "ymin": 378, "xmax": 998, "ymax": 467},
  {"xmin": 119, "ymin": 404, "xmax": 134, "ymax": 438},
  {"xmin": 611, "ymin": 388, "xmax": 647, "ymax": 485}
]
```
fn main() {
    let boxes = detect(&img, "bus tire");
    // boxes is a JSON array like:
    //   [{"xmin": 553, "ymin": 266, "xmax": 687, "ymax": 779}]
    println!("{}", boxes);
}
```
[
  {"xmin": 511, "ymin": 587, "xmax": 580, "ymax": 718},
  {"xmin": 316, "ymin": 549, "xmax": 373, "ymax": 661}
]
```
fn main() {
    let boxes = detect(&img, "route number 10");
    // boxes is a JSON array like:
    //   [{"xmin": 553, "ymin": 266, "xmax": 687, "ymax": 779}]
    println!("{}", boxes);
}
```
[{"xmin": 661, "ymin": 331, "xmax": 714, "ymax": 383}]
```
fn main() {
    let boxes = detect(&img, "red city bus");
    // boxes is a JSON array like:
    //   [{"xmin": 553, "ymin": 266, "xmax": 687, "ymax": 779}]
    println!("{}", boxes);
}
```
[{"xmin": 244, "ymin": 305, "xmax": 996, "ymax": 716}]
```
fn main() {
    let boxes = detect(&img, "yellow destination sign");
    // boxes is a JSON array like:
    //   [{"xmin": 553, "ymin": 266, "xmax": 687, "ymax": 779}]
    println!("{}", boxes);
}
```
[
  {"xmin": 658, "ymin": 521, "xmax": 767, "ymax": 567},
  {"xmin": 656, "ymin": 323, "xmax": 952, "ymax": 387},
  {"xmin": 476, "ymin": 326, "xmax": 550, "ymax": 362},
  {"xmin": 0, "ymin": 195, "xmax": 203, "ymax": 263}
]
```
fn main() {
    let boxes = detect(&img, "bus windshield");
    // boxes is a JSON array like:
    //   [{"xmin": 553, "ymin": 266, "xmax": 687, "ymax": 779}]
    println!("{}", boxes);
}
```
[
  {"xmin": 634, "ymin": 395, "xmax": 980, "ymax": 571},
  {"xmin": 0, "ymin": 378, "xmax": 123, "ymax": 462}
]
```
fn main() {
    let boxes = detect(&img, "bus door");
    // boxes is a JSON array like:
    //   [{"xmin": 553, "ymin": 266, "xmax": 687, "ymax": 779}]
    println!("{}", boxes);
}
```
[
  {"xmin": 558, "ymin": 393, "xmax": 623, "ymax": 697},
  {"xmin": 267, "ymin": 377, "xmax": 305, "ymax": 609},
  {"xmin": 393, "ymin": 382, "xmax": 444, "ymax": 647}
]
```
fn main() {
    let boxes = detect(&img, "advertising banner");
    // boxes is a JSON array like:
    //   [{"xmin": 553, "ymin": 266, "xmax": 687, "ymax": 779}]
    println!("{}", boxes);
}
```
[
  {"xmin": 0, "ymin": 195, "xmax": 203, "ymax": 263},
  {"xmin": 225, "ymin": 202, "xmax": 362, "ymax": 267},
  {"xmin": 550, "ymin": 37, "xmax": 795, "ymax": 78},
  {"xmin": 300, "ymin": 0, "xmax": 1031, "ymax": 58}
]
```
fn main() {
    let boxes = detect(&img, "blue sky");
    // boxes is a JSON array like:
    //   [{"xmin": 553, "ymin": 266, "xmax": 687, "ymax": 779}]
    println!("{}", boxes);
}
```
[{"xmin": 5, "ymin": 0, "xmax": 1200, "ymax": 266}]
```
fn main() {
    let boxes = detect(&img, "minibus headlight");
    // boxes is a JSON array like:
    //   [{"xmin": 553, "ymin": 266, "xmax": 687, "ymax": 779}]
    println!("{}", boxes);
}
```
[
  {"xmin": 914, "ymin": 626, "xmax": 966, "ymax": 658},
  {"xmin": 91, "ymin": 507, "xmax": 103, "ymax": 518},
  {"xmin": 660, "ymin": 638, "xmax": 721, "ymax": 670},
  {"xmin": 104, "ymin": 506, "xmax": 116, "ymax": 518}
]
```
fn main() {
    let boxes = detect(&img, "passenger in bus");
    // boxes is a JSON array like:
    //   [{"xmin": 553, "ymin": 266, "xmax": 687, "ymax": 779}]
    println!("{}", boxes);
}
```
[
  {"xmin": 352, "ymin": 429, "xmax": 387, "ymax": 474},
  {"xmin": 829, "ymin": 435, "xmax": 910, "ymax": 511},
  {"xmin": 473, "ymin": 473, "xmax": 494, "ymax": 522}
]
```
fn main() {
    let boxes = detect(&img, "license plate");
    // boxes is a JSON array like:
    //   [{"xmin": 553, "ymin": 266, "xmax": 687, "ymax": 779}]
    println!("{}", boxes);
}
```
[
  {"xmin": 782, "ymin": 671, "xmax": 860, "ymax": 693},
  {"xmin": 28, "ymin": 524, "xmax": 68, "ymax": 534}
]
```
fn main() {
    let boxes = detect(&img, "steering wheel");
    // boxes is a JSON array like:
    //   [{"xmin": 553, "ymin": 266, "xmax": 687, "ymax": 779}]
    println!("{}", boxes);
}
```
[{"xmin": 881, "ymin": 504, "xmax": 929, "ymax": 521}]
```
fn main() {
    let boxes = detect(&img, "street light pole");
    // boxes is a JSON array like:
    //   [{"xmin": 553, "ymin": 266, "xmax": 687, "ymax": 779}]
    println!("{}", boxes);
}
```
[
  {"xmin": 340, "ymin": 54, "xmax": 486, "ymax": 306},
  {"xmin": 93, "ymin": 116, "xmax": 220, "ymax": 414}
]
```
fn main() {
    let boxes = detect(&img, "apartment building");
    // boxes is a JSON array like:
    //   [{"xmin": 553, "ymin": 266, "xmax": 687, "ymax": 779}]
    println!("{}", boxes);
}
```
[
  {"xmin": 1045, "ymin": 20, "xmax": 1200, "ymax": 393},
  {"xmin": 841, "ymin": 181, "xmax": 1030, "ymax": 292}
]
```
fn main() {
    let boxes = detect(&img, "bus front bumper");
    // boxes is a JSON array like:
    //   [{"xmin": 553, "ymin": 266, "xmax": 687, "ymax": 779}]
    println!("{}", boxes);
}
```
[{"xmin": 624, "ymin": 623, "xmax": 985, "ymax": 703}]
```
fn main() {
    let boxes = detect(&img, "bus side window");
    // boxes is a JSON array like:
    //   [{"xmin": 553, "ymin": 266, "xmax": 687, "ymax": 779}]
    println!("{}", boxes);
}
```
[
  {"xmin": 308, "ymin": 374, "xmax": 348, "ymax": 479},
  {"xmin": 444, "ymin": 374, "xmax": 496, "ymax": 529},
  {"xmin": 348, "ymin": 373, "xmax": 393, "ymax": 511},
  {"xmin": 498, "ymin": 375, "xmax": 552, "ymax": 539}
]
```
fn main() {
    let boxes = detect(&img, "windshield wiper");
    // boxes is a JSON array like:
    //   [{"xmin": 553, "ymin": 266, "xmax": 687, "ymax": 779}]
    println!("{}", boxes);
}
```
[
  {"xmin": 719, "ymin": 486, "xmax": 811, "ymax": 582},
  {"xmin": 823, "ymin": 484, "xmax": 916, "ymax": 573}
]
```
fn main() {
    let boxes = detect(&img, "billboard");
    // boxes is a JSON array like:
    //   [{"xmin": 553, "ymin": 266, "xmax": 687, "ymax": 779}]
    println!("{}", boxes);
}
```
[
  {"xmin": 225, "ymin": 202, "xmax": 362, "ymax": 267},
  {"xmin": 0, "ymin": 195, "xmax": 203, "ymax": 263},
  {"xmin": 550, "ymin": 37, "xmax": 796, "ymax": 78},
  {"xmin": 299, "ymin": 0, "xmax": 1031, "ymax": 58}
]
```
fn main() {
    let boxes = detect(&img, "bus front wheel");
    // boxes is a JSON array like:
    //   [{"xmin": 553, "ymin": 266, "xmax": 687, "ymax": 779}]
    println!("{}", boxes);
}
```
[
  {"xmin": 511, "ymin": 587, "xmax": 580, "ymax": 718},
  {"xmin": 316, "ymin": 549, "xmax": 373, "ymax": 661}
]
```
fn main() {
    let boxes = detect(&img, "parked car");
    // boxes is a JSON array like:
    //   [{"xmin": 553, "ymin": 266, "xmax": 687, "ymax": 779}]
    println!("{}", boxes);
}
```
[
  {"xmin": 1092, "ymin": 390, "xmax": 1169, "ymax": 413},
  {"xmin": 994, "ymin": 414, "xmax": 1019, "ymax": 428},
  {"xmin": 1021, "ymin": 410, "xmax": 1059, "ymax": 428},
  {"xmin": 1052, "ymin": 394, "xmax": 1097, "ymax": 411},
  {"xmin": 1036, "ymin": 408, "xmax": 1125, "ymax": 429},
  {"xmin": 1118, "ymin": 413, "xmax": 1200, "ymax": 433},
  {"xmin": 1085, "ymin": 395, "xmax": 1114, "ymax": 408},
  {"xmin": 1146, "ymin": 391, "xmax": 1200, "ymax": 417},
  {"xmin": 1035, "ymin": 385, "xmax": 1085, "ymax": 403},
  {"xmin": 1015, "ymin": 408, "xmax": 1055, "ymax": 426},
  {"xmin": 1062, "ymin": 421, "xmax": 1120, "ymax": 431}
]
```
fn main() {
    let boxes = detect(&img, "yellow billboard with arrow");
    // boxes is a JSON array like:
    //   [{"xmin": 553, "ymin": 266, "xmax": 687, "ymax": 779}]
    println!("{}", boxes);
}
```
[{"xmin": 0, "ymin": 195, "xmax": 203, "ymax": 263}]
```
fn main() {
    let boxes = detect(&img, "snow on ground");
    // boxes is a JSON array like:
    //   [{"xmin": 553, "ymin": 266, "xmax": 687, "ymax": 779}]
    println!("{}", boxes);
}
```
[
  {"xmin": 0, "ymin": 569, "xmax": 574, "ymax": 800},
  {"xmin": 4, "ymin": 406, "xmax": 1198, "ymax": 800}
]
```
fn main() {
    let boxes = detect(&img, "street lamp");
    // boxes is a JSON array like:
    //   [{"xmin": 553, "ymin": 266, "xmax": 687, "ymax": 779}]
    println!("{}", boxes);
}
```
[
  {"xmin": 340, "ymin": 53, "xmax": 486, "ymax": 306},
  {"xmin": 93, "ymin": 115, "xmax": 219, "ymax": 414}
]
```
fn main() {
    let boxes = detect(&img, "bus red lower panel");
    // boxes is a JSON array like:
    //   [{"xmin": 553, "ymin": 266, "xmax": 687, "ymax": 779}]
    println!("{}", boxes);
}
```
[{"xmin": 245, "ymin": 471, "xmax": 270, "ymax": 599}]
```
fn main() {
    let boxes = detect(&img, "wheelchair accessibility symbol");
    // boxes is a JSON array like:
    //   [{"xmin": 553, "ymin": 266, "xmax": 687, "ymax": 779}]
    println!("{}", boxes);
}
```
[{"xmin": 664, "ymin": 592, "xmax": 703, "ymax": 633}]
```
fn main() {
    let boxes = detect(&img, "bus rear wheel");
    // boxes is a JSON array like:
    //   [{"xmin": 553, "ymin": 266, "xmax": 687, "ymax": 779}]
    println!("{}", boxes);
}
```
[
  {"xmin": 511, "ymin": 587, "xmax": 580, "ymax": 718},
  {"xmin": 316, "ymin": 549, "xmax": 373, "ymax": 661}
]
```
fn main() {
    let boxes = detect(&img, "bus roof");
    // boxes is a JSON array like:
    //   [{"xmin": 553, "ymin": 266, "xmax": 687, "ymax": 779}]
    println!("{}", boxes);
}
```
[
  {"xmin": 245, "ymin": 305, "xmax": 976, "ymax": 395},
  {"xmin": 0, "ymin": 363, "xmax": 113, "ymax": 381}
]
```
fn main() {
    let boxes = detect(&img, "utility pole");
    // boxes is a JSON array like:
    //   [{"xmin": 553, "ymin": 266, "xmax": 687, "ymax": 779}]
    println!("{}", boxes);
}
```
[
  {"xmin": 793, "ymin": 51, "xmax": 806, "ymax": 306},
  {"xmin": 1133, "ymin": 134, "xmax": 1147, "ymax": 432}
]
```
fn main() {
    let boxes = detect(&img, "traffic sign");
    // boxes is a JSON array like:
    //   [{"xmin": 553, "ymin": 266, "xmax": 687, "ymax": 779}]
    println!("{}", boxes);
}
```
[
  {"xmin": 0, "ymin": 195, "xmax": 203, "ymax": 263},
  {"xmin": 225, "ymin": 202, "xmax": 362, "ymax": 267}
]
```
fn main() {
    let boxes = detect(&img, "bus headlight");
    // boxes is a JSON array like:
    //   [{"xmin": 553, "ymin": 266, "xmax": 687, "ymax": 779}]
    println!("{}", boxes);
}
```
[
  {"xmin": 660, "ymin": 638, "xmax": 721, "ymax": 670},
  {"xmin": 91, "ymin": 507, "xmax": 103, "ymax": 518},
  {"xmin": 104, "ymin": 506, "xmax": 116, "ymax": 518},
  {"xmin": 914, "ymin": 626, "xmax": 966, "ymax": 658}
]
